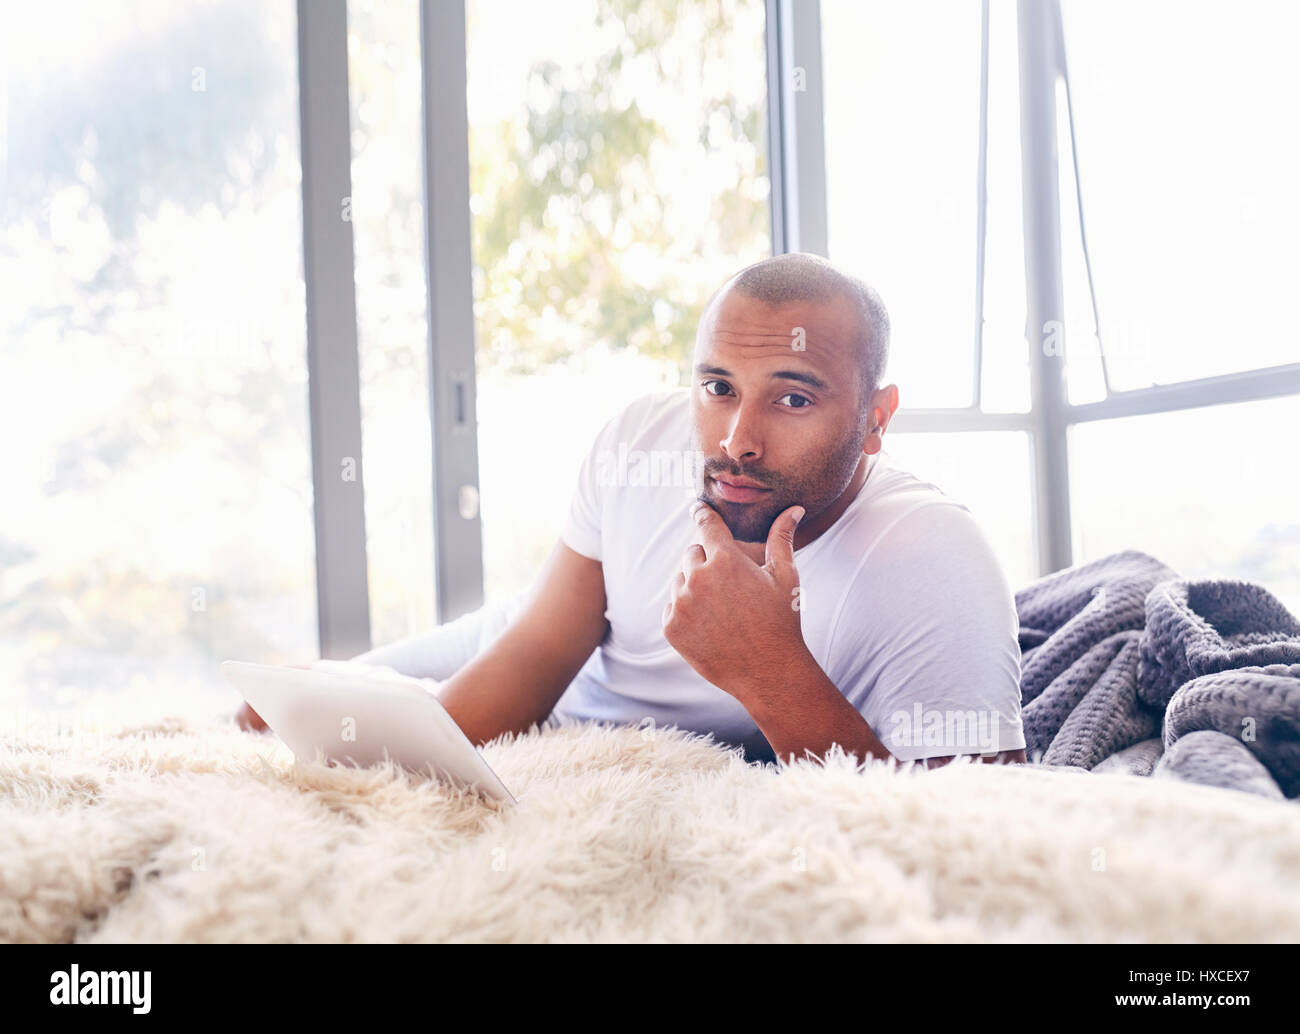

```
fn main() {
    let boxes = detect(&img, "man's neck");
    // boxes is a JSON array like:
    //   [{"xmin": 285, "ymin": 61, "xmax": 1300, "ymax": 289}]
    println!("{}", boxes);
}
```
[{"xmin": 734, "ymin": 454, "xmax": 872, "ymax": 564}]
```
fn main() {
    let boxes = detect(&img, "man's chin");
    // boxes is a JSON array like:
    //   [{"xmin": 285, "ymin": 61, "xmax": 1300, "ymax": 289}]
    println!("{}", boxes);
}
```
[{"xmin": 708, "ymin": 497, "xmax": 783, "ymax": 542}]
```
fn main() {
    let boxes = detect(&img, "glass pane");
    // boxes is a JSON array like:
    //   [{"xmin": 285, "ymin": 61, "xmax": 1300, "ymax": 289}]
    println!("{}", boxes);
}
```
[
  {"xmin": 977, "ymin": 2, "xmax": 1031, "ymax": 414},
  {"xmin": 1058, "ymin": 76, "xmax": 1108, "ymax": 407},
  {"xmin": 347, "ymin": 0, "xmax": 438, "ymax": 645},
  {"xmin": 1060, "ymin": 0, "xmax": 1300, "ymax": 391},
  {"xmin": 823, "ymin": 0, "xmax": 981, "ymax": 409},
  {"xmin": 879, "ymin": 433, "xmax": 1036, "ymax": 592},
  {"xmin": 1069, "ymin": 397, "xmax": 1300, "ymax": 619},
  {"xmin": 466, "ymin": 0, "xmax": 771, "ymax": 603},
  {"xmin": 1, "ymin": 0, "xmax": 316, "ymax": 716}
]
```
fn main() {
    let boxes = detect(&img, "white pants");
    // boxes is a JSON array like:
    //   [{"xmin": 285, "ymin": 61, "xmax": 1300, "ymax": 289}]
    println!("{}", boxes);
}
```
[
  {"xmin": 349, "ymin": 591, "xmax": 567, "ymax": 730},
  {"xmin": 350, "ymin": 590, "xmax": 526, "ymax": 679}
]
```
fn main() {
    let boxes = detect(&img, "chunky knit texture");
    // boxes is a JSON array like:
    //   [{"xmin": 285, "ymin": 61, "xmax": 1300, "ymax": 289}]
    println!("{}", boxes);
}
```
[{"xmin": 1016, "ymin": 550, "xmax": 1300, "ymax": 801}]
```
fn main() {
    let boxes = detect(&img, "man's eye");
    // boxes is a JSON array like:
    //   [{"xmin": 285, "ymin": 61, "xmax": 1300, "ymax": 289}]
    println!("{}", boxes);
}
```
[
  {"xmin": 777, "ymin": 393, "xmax": 812, "ymax": 408},
  {"xmin": 702, "ymin": 381, "xmax": 732, "ymax": 397}
]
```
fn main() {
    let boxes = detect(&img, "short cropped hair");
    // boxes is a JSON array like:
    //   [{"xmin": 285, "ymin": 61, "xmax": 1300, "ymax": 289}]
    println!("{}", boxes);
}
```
[{"xmin": 708, "ymin": 252, "xmax": 890, "ymax": 402}]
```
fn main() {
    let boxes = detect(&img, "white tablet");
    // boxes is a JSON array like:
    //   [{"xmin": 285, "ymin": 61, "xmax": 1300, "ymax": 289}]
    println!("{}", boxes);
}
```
[{"xmin": 221, "ymin": 660, "xmax": 517, "ymax": 807}]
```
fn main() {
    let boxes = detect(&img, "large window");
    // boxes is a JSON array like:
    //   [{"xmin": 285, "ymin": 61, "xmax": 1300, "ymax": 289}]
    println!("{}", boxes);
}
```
[
  {"xmin": 1058, "ymin": 0, "xmax": 1300, "ymax": 397},
  {"xmin": 1069, "ymin": 397, "xmax": 1300, "ymax": 615},
  {"xmin": 9, "ymin": 0, "xmax": 1296, "ymax": 717},
  {"xmin": 822, "ymin": 0, "xmax": 1033, "ymax": 589},
  {"xmin": 347, "ymin": 0, "xmax": 438, "ymax": 645},
  {"xmin": 818, "ymin": 0, "xmax": 1300, "ymax": 603},
  {"xmin": 1057, "ymin": 0, "xmax": 1300, "ymax": 614},
  {"xmin": 822, "ymin": 0, "xmax": 982, "ymax": 410},
  {"xmin": 2, "ymin": 0, "xmax": 316, "ymax": 715},
  {"xmin": 465, "ymin": 0, "xmax": 771, "ymax": 603}
]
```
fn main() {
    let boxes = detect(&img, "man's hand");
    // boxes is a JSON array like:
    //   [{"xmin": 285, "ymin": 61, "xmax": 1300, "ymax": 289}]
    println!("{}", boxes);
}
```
[
  {"xmin": 662, "ymin": 501, "xmax": 895, "ymax": 766},
  {"xmin": 234, "ymin": 701, "xmax": 269, "ymax": 732},
  {"xmin": 662, "ymin": 501, "xmax": 810, "ymax": 703}
]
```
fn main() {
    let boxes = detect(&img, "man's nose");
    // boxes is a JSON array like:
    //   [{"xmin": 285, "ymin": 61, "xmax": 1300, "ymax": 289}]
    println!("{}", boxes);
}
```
[{"xmin": 720, "ymin": 404, "xmax": 763, "ymax": 463}]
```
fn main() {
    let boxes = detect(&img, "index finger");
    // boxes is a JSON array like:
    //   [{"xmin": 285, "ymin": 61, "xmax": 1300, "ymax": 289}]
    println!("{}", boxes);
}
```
[{"xmin": 691, "ymin": 501, "xmax": 735, "ymax": 559}]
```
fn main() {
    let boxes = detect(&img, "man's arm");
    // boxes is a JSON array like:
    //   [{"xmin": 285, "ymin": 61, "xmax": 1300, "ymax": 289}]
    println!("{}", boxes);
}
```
[
  {"xmin": 739, "ymin": 653, "xmax": 892, "ymax": 764},
  {"xmin": 740, "ymin": 652, "xmax": 1025, "ymax": 768},
  {"xmin": 435, "ymin": 539, "xmax": 608, "ymax": 748},
  {"xmin": 663, "ymin": 502, "xmax": 1027, "ymax": 769}
]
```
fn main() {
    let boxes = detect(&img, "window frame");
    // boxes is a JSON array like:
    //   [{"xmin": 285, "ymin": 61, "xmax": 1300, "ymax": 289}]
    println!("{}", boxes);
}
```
[
  {"xmin": 297, "ymin": 0, "xmax": 483, "ymax": 656},
  {"xmin": 302, "ymin": 0, "xmax": 1300, "ymax": 657},
  {"xmin": 297, "ymin": 0, "xmax": 372, "ymax": 657},
  {"xmin": 774, "ymin": 0, "xmax": 1300, "ymax": 578}
]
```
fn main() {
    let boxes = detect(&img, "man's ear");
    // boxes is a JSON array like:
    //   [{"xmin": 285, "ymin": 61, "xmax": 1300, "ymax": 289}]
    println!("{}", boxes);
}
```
[
  {"xmin": 880, "ymin": 384, "xmax": 899, "ymax": 428},
  {"xmin": 863, "ymin": 384, "xmax": 899, "ymax": 453}
]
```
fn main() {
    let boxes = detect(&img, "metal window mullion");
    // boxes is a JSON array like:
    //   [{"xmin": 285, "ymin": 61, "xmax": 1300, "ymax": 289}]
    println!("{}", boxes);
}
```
[
  {"xmin": 766, "ymin": 0, "xmax": 827, "ymax": 256},
  {"xmin": 765, "ymin": 0, "xmax": 789, "ymax": 254},
  {"xmin": 972, "ymin": 0, "xmax": 991, "ymax": 410},
  {"xmin": 889, "ymin": 409, "xmax": 1035, "ymax": 434},
  {"xmin": 1067, "ymin": 364, "xmax": 1300, "ymax": 424},
  {"xmin": 1018, "ymin": 0, "xmax": 1072, "ymax": 576},
  {"xmin": 297, "ymin": 0, "xmax": 372, "ymax": 659},
  {"xmin": 419, "ymin": 0, "xmax": 484, "ymax": 622}
]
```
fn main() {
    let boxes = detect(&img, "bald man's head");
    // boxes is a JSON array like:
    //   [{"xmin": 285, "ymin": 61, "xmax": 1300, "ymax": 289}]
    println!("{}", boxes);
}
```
[{"xmin": 703, "ymin": 252, "xmax": 890, "ymax": 404}]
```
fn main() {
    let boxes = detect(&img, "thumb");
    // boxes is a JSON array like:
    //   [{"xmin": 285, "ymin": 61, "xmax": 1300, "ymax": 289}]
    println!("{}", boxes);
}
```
[{"xmin": 764, "ymin": 505, "xmax": 804, "ymax": 575}]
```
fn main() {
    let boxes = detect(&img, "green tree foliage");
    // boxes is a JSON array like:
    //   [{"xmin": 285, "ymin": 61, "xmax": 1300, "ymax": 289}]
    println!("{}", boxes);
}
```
[{"xmin": 468, "ymin": 0, "xmax": 770, "ymax": 378}]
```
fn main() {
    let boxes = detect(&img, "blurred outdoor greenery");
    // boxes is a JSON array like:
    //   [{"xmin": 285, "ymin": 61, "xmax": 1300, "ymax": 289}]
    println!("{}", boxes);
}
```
[{"xmin": 1, "ymin": 0, "xmax": 770, "ymax": 707}]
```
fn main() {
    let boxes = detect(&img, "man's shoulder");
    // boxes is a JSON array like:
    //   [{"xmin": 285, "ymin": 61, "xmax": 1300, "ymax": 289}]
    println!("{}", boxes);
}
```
[
  {"xmin": 818, "ymin": 492, "xmax": 1017, "ymax": 667},
  {"xmin": 563, "ymin": 388, "xmax": 691, "ymax": 562},
  {"xmin": 864, "ymin": 451, "xmax": 968, "ymax": 515},
  {"xmin": 593, "ymin": 387, "xmax": 690, "ymax": 449},
  {"xmin": 619, "ymin": 386, "xmax": 690, "ymax": 432},
  {"xmin": 818, "ymin": 458, "xmax": 1011, "ymax": 614},
  {"xmin": 873, "ymin": 498, "xmax": 998, "ymax": 568},
  {"xmin": 824, "ymin": 452, "xmax": 978, "ymax": 555}
]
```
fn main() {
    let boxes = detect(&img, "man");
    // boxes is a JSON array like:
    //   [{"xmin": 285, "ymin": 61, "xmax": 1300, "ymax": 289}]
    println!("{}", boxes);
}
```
[{"xmin": 238, "ymin": 252, "xmax": 1027, "ymax": 769}]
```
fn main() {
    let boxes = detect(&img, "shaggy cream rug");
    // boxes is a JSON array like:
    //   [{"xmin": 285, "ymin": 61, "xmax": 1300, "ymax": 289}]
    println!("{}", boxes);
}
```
[{"xmin": 3, "ymin": 708, "xmax": 1300, "ymax": 943}]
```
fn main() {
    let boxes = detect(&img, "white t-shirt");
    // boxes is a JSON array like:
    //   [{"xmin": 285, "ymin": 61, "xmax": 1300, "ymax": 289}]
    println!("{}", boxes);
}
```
[{"xmin": 551, "ymin": 387, "xmax": 1026, "ymax": 764}]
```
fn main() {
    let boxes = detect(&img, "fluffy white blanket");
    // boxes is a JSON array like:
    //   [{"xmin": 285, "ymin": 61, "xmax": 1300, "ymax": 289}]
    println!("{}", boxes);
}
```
[{"xmin": 4, "ymin": 711, "xmax": 1300, "ymax": 943}]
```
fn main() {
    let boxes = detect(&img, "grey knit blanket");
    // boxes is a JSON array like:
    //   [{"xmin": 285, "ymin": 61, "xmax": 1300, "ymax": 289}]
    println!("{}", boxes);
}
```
[{"xmin": 1015, "ymin": 550, "xmax": 1300, "ymax": 802}]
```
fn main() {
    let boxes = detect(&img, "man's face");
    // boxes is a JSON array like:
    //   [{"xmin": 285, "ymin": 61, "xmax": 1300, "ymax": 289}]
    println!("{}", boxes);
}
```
[{"xmin": 689, "ymin": 289, "xmax": 871, "ymax": 542}]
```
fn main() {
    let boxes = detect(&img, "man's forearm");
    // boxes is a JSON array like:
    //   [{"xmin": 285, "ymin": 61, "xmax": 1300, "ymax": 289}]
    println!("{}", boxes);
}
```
[
  {"xmin": 731, "ymin": 653, "xmax": 893, "ymax": 766},
  {"xmin": 436, "ymin": 624, "xmax": 588, "ymax": 748},
  {"xmin": 435, "ymin": 540, "xmax": 609, "ymax": 748}
]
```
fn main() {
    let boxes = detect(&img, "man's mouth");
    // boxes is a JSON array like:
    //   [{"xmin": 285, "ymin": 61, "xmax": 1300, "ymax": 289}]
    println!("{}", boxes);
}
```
[{"xmin": 709, "ymin": 474, "xmax": 773, "ymax": 504}]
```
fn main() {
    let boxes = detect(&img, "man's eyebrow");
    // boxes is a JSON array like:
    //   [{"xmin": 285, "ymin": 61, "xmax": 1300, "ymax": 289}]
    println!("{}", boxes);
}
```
[
  {"xmin": 770, "ymin": 369, "xmax": 831, "ymax": 391},
  {"xmin": 694, "ymin": 364, "xmax": 831, "ymax": 392}
]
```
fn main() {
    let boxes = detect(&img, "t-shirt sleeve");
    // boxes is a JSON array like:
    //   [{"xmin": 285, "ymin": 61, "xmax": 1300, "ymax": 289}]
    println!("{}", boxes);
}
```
[
  {"xmin": 559, "ymin": 401, "xmax": 638, "ymax": 562},
  {"xmin": 827, "ymin": 502, "xmax": 1027, "ymax": 763}
]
